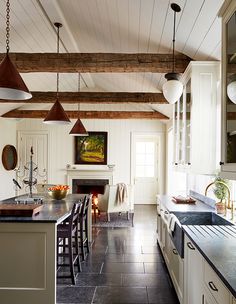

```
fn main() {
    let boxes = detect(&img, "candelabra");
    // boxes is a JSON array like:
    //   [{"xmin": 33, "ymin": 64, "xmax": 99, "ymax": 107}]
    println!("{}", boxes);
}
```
[{"xmin": 14, "ymin": 147, "xmax": 47, "ymax": 197}]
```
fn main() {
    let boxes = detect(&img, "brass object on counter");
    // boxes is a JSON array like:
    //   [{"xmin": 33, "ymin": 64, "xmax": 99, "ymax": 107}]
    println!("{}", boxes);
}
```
[{"xmin": 204, "ymin": 181, "xmax": 234, "ymax": 220}]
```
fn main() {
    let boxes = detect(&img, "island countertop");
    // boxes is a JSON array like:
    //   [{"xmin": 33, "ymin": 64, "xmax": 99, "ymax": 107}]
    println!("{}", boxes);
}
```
[{"xmin": 0, "ymin": 194, "xmax": 88, "ymax": 224}]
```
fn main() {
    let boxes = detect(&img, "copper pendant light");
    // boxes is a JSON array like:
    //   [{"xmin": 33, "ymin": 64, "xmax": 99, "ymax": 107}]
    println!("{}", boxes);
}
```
[
  {"xmin": 162, "ymin": 3, "xmax": 183, "ymax": 104},
  {"xmin": 44, "ymin": 22, "xmax": 70, "ymax": 125},
  {"xmin": 69, "ymin": 73, "xmax": 88, "ymax": 136},
  {"xmin": 0, "ymin": 0, "xmax": 32, "ymax": 100}
]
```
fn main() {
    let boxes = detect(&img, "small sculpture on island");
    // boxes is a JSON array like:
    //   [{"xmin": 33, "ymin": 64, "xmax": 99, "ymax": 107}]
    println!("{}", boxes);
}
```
[{"xmin": 14, "ymin": 147, "xmax": 47, "ymax": 203}]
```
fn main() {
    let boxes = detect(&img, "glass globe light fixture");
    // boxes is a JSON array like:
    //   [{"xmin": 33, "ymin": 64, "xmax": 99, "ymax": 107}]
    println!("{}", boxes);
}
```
[{"xmin": 227, "ymin": 81, "xmax": 236, "ymax": 104}]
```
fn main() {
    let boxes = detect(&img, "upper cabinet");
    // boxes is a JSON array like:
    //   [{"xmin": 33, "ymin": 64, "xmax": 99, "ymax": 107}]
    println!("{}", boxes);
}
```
[
  {"xmin": 173, "ymin": 61, "xmax": 220, "ymax": 174},
  {"xmin": 219, "ymin": 0, "xmax": 236, "ymax": 178}
]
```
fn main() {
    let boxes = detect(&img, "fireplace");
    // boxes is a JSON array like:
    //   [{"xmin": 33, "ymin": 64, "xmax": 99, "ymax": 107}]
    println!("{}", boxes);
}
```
[{"xmin": 72, "ymin": 179, "xmax": 109, "ymax": 195}]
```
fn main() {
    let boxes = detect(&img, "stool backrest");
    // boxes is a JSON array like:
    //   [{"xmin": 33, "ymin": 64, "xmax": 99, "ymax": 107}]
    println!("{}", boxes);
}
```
[
  {"xmin": 69, "ymin": 200, "xmax": 82, "ymax": 234},
  {"xmin": 80, "ymin": 195, "xmax": 90, "ymax": 219}
]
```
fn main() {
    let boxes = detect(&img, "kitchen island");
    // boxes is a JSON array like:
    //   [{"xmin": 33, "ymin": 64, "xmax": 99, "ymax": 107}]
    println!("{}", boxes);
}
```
[{"xmin": 0, "ymin": 194, "xmax": 92, "ymax": 304}]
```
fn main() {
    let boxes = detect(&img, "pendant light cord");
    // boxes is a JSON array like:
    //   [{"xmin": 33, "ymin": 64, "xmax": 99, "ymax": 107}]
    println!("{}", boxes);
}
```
[
  {"xmin": 56, "ymin": 24, "xmax": 60, "ymax": 99},
  {"xmin": 78, "ymin": 73, "xmax": 80, "ymax": 113},
  {"xmin": 6, "ymin": 0, "xmax": 10, "ymax": 53},
  {"xmin": 172, "ymin": 8, "xmax": 176, "ymax": 73}
]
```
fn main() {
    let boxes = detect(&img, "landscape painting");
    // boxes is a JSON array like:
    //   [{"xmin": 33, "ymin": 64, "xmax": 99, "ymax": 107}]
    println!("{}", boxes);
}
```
[{"xmin": 75, "ymin": 132, "xmax": 107, "ymax": 165}]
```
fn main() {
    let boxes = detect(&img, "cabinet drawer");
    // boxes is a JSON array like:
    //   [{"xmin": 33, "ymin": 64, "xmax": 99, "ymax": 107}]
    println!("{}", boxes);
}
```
[{"xmin": 204, "ymin": 261, "xmax": 230, "ymax": 304}]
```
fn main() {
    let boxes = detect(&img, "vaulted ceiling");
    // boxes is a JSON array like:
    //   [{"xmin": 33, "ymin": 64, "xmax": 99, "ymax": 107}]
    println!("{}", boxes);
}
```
[{"xmin": 0, "ymin": 0, "xmax": 224, "ymax": 119}]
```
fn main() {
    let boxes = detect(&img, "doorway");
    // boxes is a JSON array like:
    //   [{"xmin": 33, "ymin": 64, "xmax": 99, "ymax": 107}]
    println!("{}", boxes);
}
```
[{"xmin": 131, "ymin": 133, "xmax": 160, "ymax": 204}]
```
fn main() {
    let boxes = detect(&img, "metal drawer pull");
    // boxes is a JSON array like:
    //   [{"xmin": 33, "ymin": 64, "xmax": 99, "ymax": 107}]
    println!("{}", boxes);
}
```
[
  {"xmin": 187, "ymin": 242, "xmax": 195, "ymax": 250},
  {"xmin": 208, "ymin": 281, "xmax": 218, "ymax": 292},
  {"xmin": 172, "ymin": 248, "xmax": 178, "ymax": 255}
]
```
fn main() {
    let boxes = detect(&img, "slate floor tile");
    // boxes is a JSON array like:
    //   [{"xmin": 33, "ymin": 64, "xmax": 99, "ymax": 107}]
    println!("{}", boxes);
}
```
[
  {"xmin": 81, "ymin": 261, "xmax": 103, "ymax": 273},
  {"xmin": 104, "ymin": 254, "xmax": 125, "ymax": 262},
  {"xmin": 107, "ymin": 245, "xmax": 142, "ymax": 254},
  {"xmin": 122, "ymin": 274, "xmax": 170, "ymax": 287},
  {"xmin": 147, "ymin": 287, "xmax": 179, "ymax": 304},
  {"xmin": 144, "ymin": 263, "xmax": 167, "ymax": 274},
  {"xmin": 76, "ymin": 273, "xmax": 122, "ymax": 286},
  {"xmin": 141, "ymin": 246, "xmax": 159, "ymax": 254},
  {"xmin": 57, "ymin": 286, "xmax": 95, "ymax": 303},
  {"xmin": 124, "ymin": 254, "xmax": 162, "ymax": 263},
  {"xmin": 92, "ymin": 286, "xmax": 148, "ymax": 304},
  {"xmin": 102, "ymin": 262, "xmax": 144, "ymax": 273}
]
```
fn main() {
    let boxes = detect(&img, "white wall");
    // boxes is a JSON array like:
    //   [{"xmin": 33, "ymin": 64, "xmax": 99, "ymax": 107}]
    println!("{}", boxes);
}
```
[
  {"xmin": 16, "ymin": 119, "xmax": 166, "ymax": 194},
  {"xmin": 0, "ymin": 118, "xmax": 17, "ymax": 200}
]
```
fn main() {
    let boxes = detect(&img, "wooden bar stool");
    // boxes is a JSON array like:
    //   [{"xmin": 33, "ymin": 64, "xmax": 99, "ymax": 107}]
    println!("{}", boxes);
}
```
[
  {"xmin": 78, "ymin": 195, "xmax": 90, "ymax": 261},
  {"xmin": 57, "ymin": 201, "xmax": 82, "ymax": 285}
]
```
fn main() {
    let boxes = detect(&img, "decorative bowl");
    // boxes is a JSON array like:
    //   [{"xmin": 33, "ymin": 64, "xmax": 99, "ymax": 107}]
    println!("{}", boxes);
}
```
[{"xmin": 48, "ymin": 189, "xmax": 68, "ymax": 200}]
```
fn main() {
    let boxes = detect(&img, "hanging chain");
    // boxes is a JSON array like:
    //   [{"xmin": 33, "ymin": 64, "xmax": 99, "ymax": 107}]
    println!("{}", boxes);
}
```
[
  {"xmin": 6, "ymin": 0, "xmax": 10, "ymax": 53},
  {"xmin": 172, "ymin": 9, "xmax": 176, "ymax": 73},
  {"xmin": 78, "ymin": 73, "xmax": 80, "ymax": 113},
  {"xmin": 56, "ymin": 24, "xmax": 60, "ymax": 98}
]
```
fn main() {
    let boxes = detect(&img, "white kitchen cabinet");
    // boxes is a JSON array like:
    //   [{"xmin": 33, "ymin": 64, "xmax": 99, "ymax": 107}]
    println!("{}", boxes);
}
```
[
  {"xmin": 184, "ymin": 235, "xmax": 204, "ymax": 304},
  {"xmin": 156, "ymin": 197, "xmax": 161, "ymax": 243},
  {"xmin": 168, "ymin": 238, "xmax": 184, "ymax": 303},
  {"xmin": 203, "ymin": 286, "xmax": 219, "ymax": 304},
  {"xmin": 157, "ymin": 207, "xmax": 184, "ymax": 303},
  {"xmin": 184, "ymin": 235, "xmax": 231, "ymax": 304},
  {"xmin": 178, "ymin": 61, "xmax": 220, "ymax": 174},
  {"xmin": 204, "ymin": 260, "xmax": 230, "ymax": 304},
  {"xmin": 203, "ymin": 284, "xmax": 230, "ymax": 304},
  {"xmin": 219, "ymin": 0, "xmax": 236, "ymax": 178}
]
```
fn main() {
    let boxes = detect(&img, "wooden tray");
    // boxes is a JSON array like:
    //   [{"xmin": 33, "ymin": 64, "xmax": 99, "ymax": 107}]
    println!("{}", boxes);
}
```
[
  {"xmin": 172, "ymin": 196, "xmax": 196, "ymax": 204},
  {"xmin": 0, "ymin": 204, "xmax": 43, "ymax": 217}
]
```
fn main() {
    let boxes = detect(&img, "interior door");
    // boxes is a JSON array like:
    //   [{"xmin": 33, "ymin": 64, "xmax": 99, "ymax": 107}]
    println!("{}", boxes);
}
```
[
  {"xmin": 17, "ymin": 131, "xmax": 49, "ymax": 195},
  {"xmin": 132, "ymin": 135, "xmax": 159, "ymax": 204}
]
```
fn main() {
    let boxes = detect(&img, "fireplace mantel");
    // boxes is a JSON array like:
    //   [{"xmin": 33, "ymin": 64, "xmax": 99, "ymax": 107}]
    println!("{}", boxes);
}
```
[{"xmin": 67, "ymin": 166, "xmax": 114, "ymax": 192}]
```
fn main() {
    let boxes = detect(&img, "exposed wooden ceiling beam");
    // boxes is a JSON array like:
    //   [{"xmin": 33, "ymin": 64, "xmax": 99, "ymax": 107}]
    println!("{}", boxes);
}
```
[
  {"xmin": 0, "ymin": 53, "xmax": 191, "ymax": 73},
  {"xmin": 2, "ymin": 110, "xmax": 169, "ymax": 120},
  {"xmin": 0, "ymin": 92, "xmax": 168, "ymax": 104}
]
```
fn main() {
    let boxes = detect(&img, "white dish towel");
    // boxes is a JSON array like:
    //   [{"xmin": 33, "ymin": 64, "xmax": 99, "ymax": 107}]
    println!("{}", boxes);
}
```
[{"xmin": 168, "ymin": 214, "xmax": 181, "ymax": 233}]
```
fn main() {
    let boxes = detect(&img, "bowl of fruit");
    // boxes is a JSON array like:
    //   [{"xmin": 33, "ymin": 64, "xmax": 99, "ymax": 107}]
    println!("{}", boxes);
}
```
[{"xmin": 48, "ymin": 185, "xmax": 69, "ymax": 200}]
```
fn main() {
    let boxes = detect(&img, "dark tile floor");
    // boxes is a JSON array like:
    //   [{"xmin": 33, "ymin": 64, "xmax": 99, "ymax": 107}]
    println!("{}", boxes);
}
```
[{"xmin": 57, "ymin": 205, "xmax": 179, "ymax": 304}]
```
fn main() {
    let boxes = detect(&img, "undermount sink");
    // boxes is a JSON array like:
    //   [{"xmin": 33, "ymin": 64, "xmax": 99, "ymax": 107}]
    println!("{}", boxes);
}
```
[
  {"xmin": 170, "ymin": 212, "xmax": 233, "ymax": 258},
  {"xmin": 172, "ymin": 212, "xmax": 233, "ymax": 226}
]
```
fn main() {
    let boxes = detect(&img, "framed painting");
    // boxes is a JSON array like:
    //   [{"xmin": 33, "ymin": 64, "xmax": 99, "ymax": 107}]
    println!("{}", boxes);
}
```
[{"xmin": 74, "ymin": 132, "xmax": 107, "ymax": 165}]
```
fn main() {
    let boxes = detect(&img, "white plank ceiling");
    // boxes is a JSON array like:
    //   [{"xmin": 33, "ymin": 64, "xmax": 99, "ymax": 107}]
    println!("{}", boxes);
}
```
[{"xmin": 0, "ymin": 0, "xmax": 224, "ymax": 117}]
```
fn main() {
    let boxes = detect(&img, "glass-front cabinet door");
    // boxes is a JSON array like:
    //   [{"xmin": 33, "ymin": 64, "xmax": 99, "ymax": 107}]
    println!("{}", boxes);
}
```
[
  {"xmin": 220, "ymin": 1, "xmax": 236, "ymax": 175},
  {"xmin": 172, "ymin": 79, "xmax": 192, "ymax": 169},
  {"xmin": 185, "ymin": 79, "xmax": 191, "ymax": 166}
]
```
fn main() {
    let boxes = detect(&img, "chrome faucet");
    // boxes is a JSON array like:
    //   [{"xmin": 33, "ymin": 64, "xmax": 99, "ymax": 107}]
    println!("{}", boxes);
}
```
[{"xmin": 205, "ymin": 181, "xmax": 233, "ymax": 220}]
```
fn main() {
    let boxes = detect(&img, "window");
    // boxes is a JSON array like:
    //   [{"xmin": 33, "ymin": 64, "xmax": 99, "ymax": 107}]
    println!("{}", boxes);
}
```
[{"xmin": 135, "ymin": 141, "xmax": 155, "ymax": 177}]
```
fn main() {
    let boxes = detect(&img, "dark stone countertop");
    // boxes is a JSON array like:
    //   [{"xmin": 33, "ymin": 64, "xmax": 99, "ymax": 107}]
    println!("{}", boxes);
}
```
[
  {"xmin": 157, "ymin": 194, "xmax": 215, "ymax": 213},
  {"xmin": 0, "ymin": 194, "xmax": 88, "ymax": 224},
  {"xmin": 183, "ymin": 225, "xmax": 236, "ymax": 298}
]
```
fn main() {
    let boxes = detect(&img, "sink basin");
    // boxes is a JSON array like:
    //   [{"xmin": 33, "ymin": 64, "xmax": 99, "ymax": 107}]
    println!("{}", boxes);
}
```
[
  {"xmin": 172, "ymin": 211, "xmax": 233, "ymax": 226},
  {"xmin": 170, "ymin": 212, "xmax": 233, "ymax": 258}
]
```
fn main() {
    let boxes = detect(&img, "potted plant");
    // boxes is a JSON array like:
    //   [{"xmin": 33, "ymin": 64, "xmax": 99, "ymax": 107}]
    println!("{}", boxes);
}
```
[{"xmin": 213, "ymin": 177, "xmax": 229, "ymax": 214}]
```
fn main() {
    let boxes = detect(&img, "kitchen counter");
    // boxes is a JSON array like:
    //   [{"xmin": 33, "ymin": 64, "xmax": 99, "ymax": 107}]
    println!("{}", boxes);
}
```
[
  {"xmin": 0, "ymin": 194, "xmax": 87, "ymax": 223},
  {"xmin": 0, "ymin": 193, "xmax": 92, "ymax": 304},
  {"xmin": 158, "ymin": 194, "xmax": 236, "ymax": 299},
  {"xmin": 157, "ymin": 194, "xmax": 215, "ymax": 213},
  {"xmin": 183, "ymin": 225, "xmax": 236, "ymax": 298}
]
